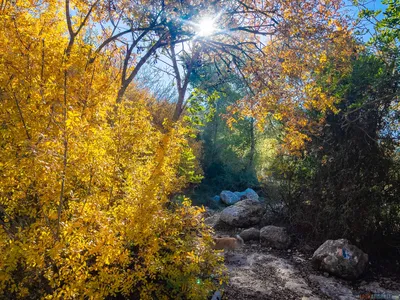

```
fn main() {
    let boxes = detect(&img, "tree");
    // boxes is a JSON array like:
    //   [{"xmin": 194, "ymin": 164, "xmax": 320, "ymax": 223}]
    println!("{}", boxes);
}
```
[
  {"xmin": 228, "ymin": 0, "xmax": 355, "ymax": 153},
  {"xmin": 0, "ymin": 1, "xmax": 224, "ymax": 298},
  {"xmin": 266, "ymin": 0, "xmax": 399, "ymax": 251}
]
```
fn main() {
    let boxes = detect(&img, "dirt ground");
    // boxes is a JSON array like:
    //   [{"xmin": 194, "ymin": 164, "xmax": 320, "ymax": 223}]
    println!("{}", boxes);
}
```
[{"xmin": 213, "ymin": 228, "xmax": 400, "ymax": 300}]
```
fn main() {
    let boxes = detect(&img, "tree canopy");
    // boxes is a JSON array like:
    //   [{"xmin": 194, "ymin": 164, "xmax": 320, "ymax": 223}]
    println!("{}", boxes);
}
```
[{"xmin": 0, "ymin": 0, "xmax": 399, "ymax": 298}]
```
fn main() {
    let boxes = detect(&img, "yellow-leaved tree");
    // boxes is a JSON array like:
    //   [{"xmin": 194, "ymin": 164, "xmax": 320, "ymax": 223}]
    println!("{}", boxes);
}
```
[
  {"xmin": 0, "ymin": 0, "xmax": 224, "ymax": 298},
  {"xmin": 227, "ymin": 0, "xmax": 356, "ymax": 154}
]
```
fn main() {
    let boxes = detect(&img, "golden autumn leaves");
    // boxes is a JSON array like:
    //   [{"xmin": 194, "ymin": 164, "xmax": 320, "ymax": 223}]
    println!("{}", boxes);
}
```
[
  {"xmin": 227, "ymin": 0, "xmax": 355, "ymax": 153},
  {"xmin": 0, "ymin": 0, "xmax": 356, "ymax": 298},
  {"xmin": 0, "ymin": 1, "xmax": 223, "ymax": 298}
]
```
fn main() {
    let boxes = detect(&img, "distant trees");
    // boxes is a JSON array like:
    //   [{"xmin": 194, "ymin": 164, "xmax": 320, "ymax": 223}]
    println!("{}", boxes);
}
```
[
  {"xmin": 263, "ymin": 1, "xmax": 399, "ymax": 253},
  {"xmin": 272, "ymin": 52, "xmax": 399, "ymax": 248}
]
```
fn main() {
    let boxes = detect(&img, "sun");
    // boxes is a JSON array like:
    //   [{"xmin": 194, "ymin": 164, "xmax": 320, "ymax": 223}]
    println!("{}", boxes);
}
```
[{"xmin": 196, "ymin": 17, "xmax": 217, "ymax": 37}]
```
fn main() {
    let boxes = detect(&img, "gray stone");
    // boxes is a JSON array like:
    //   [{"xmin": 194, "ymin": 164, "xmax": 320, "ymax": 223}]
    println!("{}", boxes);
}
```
[
  {"xmin": 242, "ymin": 188, "xmax": 259, "ymax": 201},
  {"xmin": 220, "ymin": 190, "xmax": 241, "ymax": 205},
  {"xmin": 311, "ymin": 239, "xmax": 368, "ymax": 280},
  {"xmin": 220, "ymin": 199, "xmax": 265, "ymax": 227},
  {"xmin": 233, "ymin": 188, "xmax": 259, "ymax": 201},
  {"xmin": 260, "ymin": 226, "xmax": 291, "ymax": 249},
  {"xmin": 211, "ymin": 290, "xmax": 222, "ymax": 300},
  {"xmin": 204, "ymin": 212, "xmax": 233, "ymax": 230},
  {"xmin": 204, "ymin": 214, "xmax": 220, "ymax": 227},
  {"xmin": 234, "ymin": 191, "xmax": 245, "ymax": 199},
  {"xmin": 239, "ymin": 227, "xmax": 260, "ymax": 242}
]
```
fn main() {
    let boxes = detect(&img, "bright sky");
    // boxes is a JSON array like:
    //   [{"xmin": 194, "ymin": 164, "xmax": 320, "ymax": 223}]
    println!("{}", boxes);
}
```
[
  {"xmin": 345, "ymin": 0, "xmax": 388, "ymax": 40},
  {"xmin": 137, "ymin": 0, "xmax": 389, "ymax": 100}
]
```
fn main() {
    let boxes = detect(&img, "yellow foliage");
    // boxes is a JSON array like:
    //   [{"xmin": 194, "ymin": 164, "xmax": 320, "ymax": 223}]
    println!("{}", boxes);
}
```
[
  {"xmin": 0, "ymin": 1, "xmax": 224, "ymax": 298},
  {"xmin": 228, "ymin": 0, "xmax": 356, "ymax": 154}
]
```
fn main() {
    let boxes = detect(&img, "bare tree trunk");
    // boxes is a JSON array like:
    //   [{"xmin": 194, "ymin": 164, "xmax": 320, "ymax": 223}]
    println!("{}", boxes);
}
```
[
  {"xmin": 173, "ymin": 90, "xmax": 185, "ymax": 121},
  {"xmin": 116, "ymin": 32, "xmax": 161, "ymax": 103}
]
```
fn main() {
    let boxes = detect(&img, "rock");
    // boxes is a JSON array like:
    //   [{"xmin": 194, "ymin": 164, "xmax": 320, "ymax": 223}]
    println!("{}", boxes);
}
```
[
  {"xmin": 311, "ymin": 239, "xmax": 368, "ymax": 280},
  {"xmin": 220, "ymin": 190, "xmax": 241, "ymax": 205},
  {"xmin": 239, "ymin": 227, "xmax": 260, "ymax": 242},
  {"xmin": 294, "ymin": 256, "xmax": 306, "ymax": 263},
  {"xmin": 233, "ymin": 188, "xmax": 259, "ymax": 201},
  {"xmin": 242, "ymin": 188, "xmax": 259, "ymax": 201},
  {"xmin": 220, "ymin": 199, "xmax": 265, "ymax": 227},
  {"xmin": 260, "ymin": 226, "xmax": 291, "ymax": 249},
  {"xmin": 309, "ymin": 275, "xmax": 357, "ymax": 300},
  {"xmin": 211, "ymin": 290, "xmax": 222, "ymax": 300},
  {"xmin": 234, "ymin": 191, "xmax": 245, "ymax": 199},
  {"xmin": 204, "ymin": 214, "xmax": 220, "ymax": 227},
  {"xmin": 204, "ymin": 212, "xmax": 234, "ymax": 230},
  {"xmin": 219, "ymin": 189, "xmax": 260, "ymax": 206}
]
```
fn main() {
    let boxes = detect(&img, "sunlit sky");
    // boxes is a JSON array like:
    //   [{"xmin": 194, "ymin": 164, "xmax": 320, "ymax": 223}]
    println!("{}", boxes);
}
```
[{"xmin": 137, "ymin": 0, "xmax": 389, "ymax": 100}]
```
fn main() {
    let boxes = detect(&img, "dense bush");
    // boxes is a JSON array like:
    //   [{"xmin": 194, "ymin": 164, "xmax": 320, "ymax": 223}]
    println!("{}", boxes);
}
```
[
  {"xmin": 269, "ymin": 54, "xmax": 400, "ymax": 253},
  {"xmin": 0, "ymin": 2, "xmax": 224, "ymax": 298}
]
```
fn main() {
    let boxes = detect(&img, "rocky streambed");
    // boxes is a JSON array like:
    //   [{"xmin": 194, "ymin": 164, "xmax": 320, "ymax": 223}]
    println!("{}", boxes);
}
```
[
  {"xmin": 217, "ymin": 233, "xmax": 400, "ymax": 300},
  {"xmin": 205, "ymin": 189, "xmax": 400, "ymax": 300}
]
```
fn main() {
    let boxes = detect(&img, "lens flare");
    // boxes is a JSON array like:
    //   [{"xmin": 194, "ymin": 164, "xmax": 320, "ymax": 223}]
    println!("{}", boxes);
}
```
[{"xmin": 197, "ymin": 17, "xmax": 217, "ymax": 37}]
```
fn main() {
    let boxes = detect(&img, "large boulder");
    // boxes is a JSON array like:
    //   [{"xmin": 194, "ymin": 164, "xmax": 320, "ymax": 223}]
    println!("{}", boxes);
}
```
[
  {"xmin": 239, "ymin": 227, "xmax": 260, "ymax": 242},
  {"xmin": 204, "ymin": 212, "xmax": 230, "ymax": 230},
  {"xmin": 220, "ymin": 189, "xmax": 260, "ymax": 206},
  {"xmin": 311, "ymin": 239, "xmax": 368, "ymax": 280},
  {"xmin": 242, "ymin": 188, "xmax": 259, "ymax": 201},
  {"xmin": 260, "ymin": 226, "xmax": 291, "ymax": 249},
  {"xmin": 220, "ymin": 199, "xmax": 265, "ymax": 227},
  {"xmin": 220, "ymin": 190, "xmax": 241, "ymax": 205},
  {"xmin": 234, "ymin": 191, "xmax": 245, "ymax": 199},
  {"xmin": 233, "ymin": 188, "xmax": 259, "ymax": 202}
]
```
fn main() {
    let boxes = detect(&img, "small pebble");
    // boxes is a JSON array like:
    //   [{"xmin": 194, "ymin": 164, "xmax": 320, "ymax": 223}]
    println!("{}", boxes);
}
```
[{"xmin": 323, "ymin": 272, "xmax": 329, "ymax": 277}]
